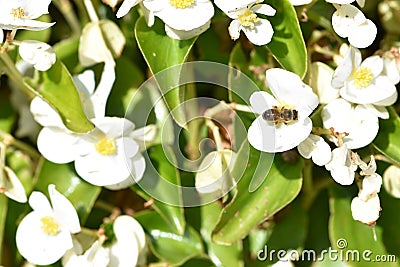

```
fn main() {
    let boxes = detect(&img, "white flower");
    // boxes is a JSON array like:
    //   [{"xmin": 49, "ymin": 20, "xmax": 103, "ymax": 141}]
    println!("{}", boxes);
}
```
[
  {"xmin": 332, "ymin": 46, "xmax": 398, "ymax": 106},
  {"xmin": 325, "ymin": 145, "xmax": 357, "ymax": 185},
  {"xmin": 382, "ymin": 49, "xmax": 400, "ymax": 85},
  {"xmin": 297, "ymin": 134, "xmax": 332, "ymax": 166},
  {"xmin": 62, "ymin": 240, "xmax": 110, "ymax": 267},
  {"xmin": 109, "ymin": 215, "xmax": 147, "ymax": 267},
  {"xmin": 36, "ymin": 117, "xmax": 147, "ymax": 188},
  {"xmin": 18, "ymin": 40, "xmax": 56, "ymax": 71},
  {"xmin": 117, "ymin": 0, "xmax": 142, "ymax": 18},
  {"xmin": 143, "ymin": 0, "xmax": 214, "ymax": 31},
  {"xmin": 326, "ymin": 0, "xmax": 365, "ymax": 8},
  {"xmin": 0, "ymin": 0, "xmax": 55, "ymax": 31},
  {"xmin": 16, "ymin": 184, "xmax": 81, "ymax": 265},
  {"xmin": 1, "ymin": 166, "xmax": 27, "ymax": 203},
  {"xmin": 195, "ymin": 149, "xmax": 236, "ymax": 194},
  {"xmin": 351, "ymin": 195, "xmax": 381, "ymax": 225},
  {"xmin": 331, "ymin": 4, "xmax": 376, "ymax": 48},
  {"xmin": 215, "ymin": 0, "xmax": 276, "ymax": 46},
  {"xmin": 248, "ymin": 68, "xmax": 319, "ymax": 153},
  {"xmin": 322, "ymin": 98, "xmax": 379, "ymax": 149}
]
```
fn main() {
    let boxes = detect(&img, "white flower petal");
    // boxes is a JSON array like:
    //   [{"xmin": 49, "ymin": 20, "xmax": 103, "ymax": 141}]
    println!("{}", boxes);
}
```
[
  {"xmin": 113, "ymin": 215, "xmax": 146, "ymax": 251},
  {"xmin": 341, "ymin": 76, "xmax": 397, "ymax": 105},
  {"xmin": 48, "ymin": 184, "xmax": 81, "ymax": 234},
  {"xmin": 249, "ymin": 91, "xmax": 279, "ymax": 114},
  {"xmin": 326, "ymin": 0, "xmax": 355, "ymax": 4},
  {"xmin": 30, "ymin": 97, "xmax": 64, "ymax": 128},
  {"xmin": 37, "ymin": 127, "xmax": 79, "ymax": 164},
  {"xmin": 332, "ymin": 4, "xmax": 366, "ymax": 38},
  {"xmin": 348, "ymin": 19, "xmax": 377, "ymax": 49},
  {"xmin": 165, "ymin": 20, "xmax": 210, "ymax": 40},
  {"xmin": 242, "ymin": 18, "xmax": 274, "ymax": 46},
  {"xmin": 0, "ymin": 20, "xmax": 55, "ymax": 31},
  {"xmin": 325, "ymin": 145, "xmax": 356, "ymax": 185},
  {"xmin": 228, "ymin": 20, "xmax": 242, "ymax": 41},
  {"xmin": 298, "ymin": 135, "xmax": 332, "ymax": 166},
  {"xmin": 331, "ymin": 46, "xmax": 361, "ymax": 89},
  {"xmin": 116, "ymin": 0, "xmax": 142, "ymax": 18},
  {"xmin": 3, "ymin": 166, "xmax": 27, "ymax": 203},
  {"xmin": 248, "ymin": 116, "xmax": 311, "ymax": 153},
  {"xmin": 19, "ymin": 40, "xmax": 56, "ymax": 71},
  {"xmin": 92, "ymin": 117, "xmax": 135, "ymax": 138},
  {"xmin": 90, "ymin": 63, "xmax": 116, "ymax": 118},
  {"xmin": 250, "ymin": 4, "xmax": 276, "ymax": 16},
  {"xmin": 351, "ymin": 195, "xmax": 380, "ymax": 224},
  {"xmin": 361, "ymin": 104, "xmax": 389, "ymax": 119},
  {"xmin": 383, "ymin": 57, "xmax": 400, "ymax": 84},
  {"xmin": 360, "ymin": 56, "xmax": 383, "ymax": 78},
  {"xmin": 266, "ymin": 68, "xmax": 319, "ymax": 117},
  {"xmin": 130, "ymin": 124, "xmax": 157, "ymax": 151}
]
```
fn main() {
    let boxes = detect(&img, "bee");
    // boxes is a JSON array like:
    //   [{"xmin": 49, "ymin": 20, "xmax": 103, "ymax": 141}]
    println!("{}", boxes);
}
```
[{"xmin": 262, "ymin": 106, "xmax": 298, "ymax": 125}]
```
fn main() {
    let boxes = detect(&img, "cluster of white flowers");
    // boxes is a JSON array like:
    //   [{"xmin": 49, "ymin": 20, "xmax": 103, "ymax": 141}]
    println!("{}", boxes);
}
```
[{"xmin": 117, "ymin": 0, "xmax": 276, "ymax": 45}]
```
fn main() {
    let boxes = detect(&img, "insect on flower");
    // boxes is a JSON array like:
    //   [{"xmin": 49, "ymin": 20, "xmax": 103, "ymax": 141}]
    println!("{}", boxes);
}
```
[{"xmin": 262, "ymin": 106, "xmax": 299, "ymax": 125}]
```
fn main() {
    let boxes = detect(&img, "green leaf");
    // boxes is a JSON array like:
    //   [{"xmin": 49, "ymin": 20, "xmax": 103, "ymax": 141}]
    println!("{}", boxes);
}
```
[
  {"xmin": 35, "ymin": 160, "xmax": 101, "ymax": 223},
  {"xmin": 212, "ymin": 140, "xmax": 303, "ymax": 244},
  {"xmin": 134, "ymin": 145, "xmax": 185, "ymax": 234},
  {"xmin": 0, "ymin": 195, "xmax": 7, "ymax": 260},
  {"xmin": 53, "ymin": 36, "xmax": 81, "ymax": 72},
  {"xmin": 329, "ymin": 184, "xmax": 397, "ymax": 267},
  {"xmin": 135, "ymin": 16, "xmax": 197, "ymax": 127},
  {"xmin": 135, "ymin": 211, "xmax": 204, "ymax": 266},
  {"xmin": 267, "ymin": 0, "xmax": 307, "ymax": 78},
  {"xmin": 31, "ymin": 59, "xmax": 95, "ymax": 133},
  {"xmin": 373, "ymin": 107, "xmax": 400, "ymax": 165},
  {"xmin": 201, "ymin": 201, "xmax": 243, "ymax": 267}
]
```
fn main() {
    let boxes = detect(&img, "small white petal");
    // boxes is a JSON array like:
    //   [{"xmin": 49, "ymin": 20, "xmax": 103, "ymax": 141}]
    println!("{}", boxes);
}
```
[
  {"xmin": 351, "ymin": 195, "xmax": 380, "ymax": 224},
  {"xmin": 242, "ymin": 18, "xmax": 274, "ymax": 46},
  {"xmin": 113, "ymin": 215, "xmax": 146, "ymax": 251},
  {"xmin": 90, "ymin": 63, "xmax": 116, "ymax": 118},
  {"xmin": 348, "ymin": 19, "xmax": 377, "ymax": 49},
  {"xmin": 383, "ymin": 57, "xmax": 400, "ymax": 84},
  {"xmin": 228, "ymin": 20, "xmax": 242, "ymax": 41},
  {"xmin": 288, "ymin": 0, "xmax": 312, "ymax": 5},
  {"xmin": 332, "ymin": 4, "xmax": 366, "ymax": 38},
  {"xmin": 30, "ymin": 97, "xmax": 64, "ymax": 128},
  {"xmin": 298, "ymin": 135, "xmax": 331, "ymax": 166},
  {"xmin": 309, "ymin": 62, "xmax": 339, "ymax": 104},
  {"xmin": 361, "ymin": 104, "xmax": 389, "ymax": 119},
  {"xmin": 116, "ymin": 0, "xmax": 142, "ymax": 18},
  {"xmin": 249, "ymin": 91, "xmax": 279, "ymax": 114},
  {"xmin": 130, "ymin": 124, "xmax": 157, "ymax": 151},
  {"xmin": 29, "ymin": 191, "xmax": 53, "ymax": 214},
  {"xmin": 331, "ymin": 46, "xmax": 361, "ymax": 89},
  {"xmin": 325, "ymin": 145, "xmax": 356, "ymax": 185},
  {"xmin": 360, "ymin": 56, "xmax": 383, "ymax": 78},
  {"xmin": 92, "ymin": 117, "xmax": 135, "ymax": 138},
  {"xmin": 37, "ymin": 127, "xmax": 79, "ymax": 164},
  {"xmin": 48, "ymin": 184, "xmax": 81, "ymax": 234},
  {"xmin": 250, "ymin": 4, "xmax": 276, "ymax": 16},
  {"xmin": 266, "ymin": 68, "xmax": 319, "ymax": 117}
]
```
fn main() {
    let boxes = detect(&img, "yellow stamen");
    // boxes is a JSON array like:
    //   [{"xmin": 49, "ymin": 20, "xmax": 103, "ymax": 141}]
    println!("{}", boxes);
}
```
[
  {"xmin": 41, "ymin": 216, "xmax": 61, "ymax": 236},
  {"xmin": 95, "ymin": 138, "xmax": 117, "ymax": 155},
  {"xmin": 238, "ymin": 10, "xmax": 259, "ymax": 29},
  {"xmin": 11, "ymin": 7, "xmax": 25, "ymax": 19},
  {"xmin": 169, "ymin": 0, "xmax": 195, "ymax": 9},
  {"xmin": 353, "ymin": 67, "xmax": 373, "ymax": 88}
]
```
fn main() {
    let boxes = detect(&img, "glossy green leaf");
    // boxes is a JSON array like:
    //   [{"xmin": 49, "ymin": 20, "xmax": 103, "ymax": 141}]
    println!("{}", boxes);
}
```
[
  {"xmin": 135, "ymin": 210, "xmax": 204, "ymax": 266},
  {"xmin": 267, "ymin": 0, "xmax": 307, "ymax": 78},
  {"xmin": 135, "ymin": 17, "xmax": 197, "ymax": 127},
  {"xmin": 28, "ymin": 59, "xmax": 95, "ymax": 133},
  {"xmin": 212, "ymin": 140, "xmax": 303, "ymax": 244},
  {"xmin": 35, "ymin": 160, "xmax": 101, "ymax": 223},
  {"xmin": 373, "ymin": 107, "xmax": 400, "ymax": 165},
  {"xmin": 329, "ymin": 184, "xmax": 397, "ymax": 267},
  {"xmin": 201, "ymin": 201, "xmax": 243, "ymax": 267},
  {"xmin": 134, "ymin": 145, "xmax": 185, "ymax": 234}
]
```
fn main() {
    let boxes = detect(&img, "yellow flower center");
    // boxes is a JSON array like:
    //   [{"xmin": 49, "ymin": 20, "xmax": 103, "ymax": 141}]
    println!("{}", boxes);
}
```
[
  {"xmin": 169, "ymin": 0, "xmax": 195, "ymax": 9},
  {"xmin": 353, "ymin": 67, "xmax": 373, "ymax": 88},
  {"xmin": 41, "ymin": 216, "xmax": 61, "ymax": 236},
  {"xmin": 11, "ymin": 7, "xmax": 25, "ymax": 19},
  {"xmin": 95, "ymin": 138, "xmax": 117, "ymax": 155},
  {"xmin": 238, "ymin": 10, "xmax": 259, "ymax": 29}
]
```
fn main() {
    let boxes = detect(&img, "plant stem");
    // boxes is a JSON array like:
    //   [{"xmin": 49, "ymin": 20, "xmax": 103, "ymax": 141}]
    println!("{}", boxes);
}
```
[
  {"xmin": 52, "ymin": 0, "xmax": 81, "ymax": 35},
  {"xmin": 0, "ymin": 52, "xmax": 37, "ymax": 99},
  {"xmin": 301, "ymin": 159, "xmax": 314, "ymax": 210},
  {"xmin": 0, "ymin": 131, "xmax": 40, "ymax": 159},
  {"xmin": 83, "ymin": 0, "xmax": 99, "ymax": 22}
]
